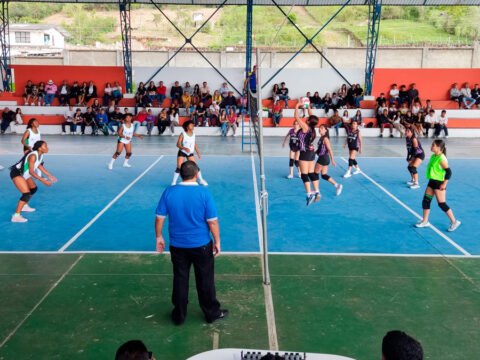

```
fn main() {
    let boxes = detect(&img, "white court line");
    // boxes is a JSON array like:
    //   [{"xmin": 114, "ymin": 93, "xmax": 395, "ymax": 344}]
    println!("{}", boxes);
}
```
[
  {"xmin": 58, "ymin": 156, "xmax": 164, "ymax": 252},
  {"xmin": 0, "ymin": 254, "xmax": 84, "ymax": 349},
  {"xmin": 250, "ymin": 153, "xmax": 279, "ymax": 351},
  {"xmin": 340, "ymin": 157, "xmax": 471, "ymax": 256}
]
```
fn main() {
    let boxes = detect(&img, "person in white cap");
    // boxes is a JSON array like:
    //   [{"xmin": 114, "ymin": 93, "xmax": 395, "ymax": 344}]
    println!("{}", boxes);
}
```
[{"xmin": 44, "ymin": 80, "xmax": 57, "ymax": 106}]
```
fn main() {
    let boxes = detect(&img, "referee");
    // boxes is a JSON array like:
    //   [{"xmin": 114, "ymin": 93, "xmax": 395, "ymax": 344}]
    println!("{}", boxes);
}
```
[{"xmin": 155, "ymin": 160, "xmax": 228, "ymax": 325}]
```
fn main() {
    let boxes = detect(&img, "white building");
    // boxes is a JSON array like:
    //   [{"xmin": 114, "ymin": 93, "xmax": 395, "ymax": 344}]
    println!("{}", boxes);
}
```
[{"xmin": 9, "ymin": 24, "xmax": 68, "ymax": 56}]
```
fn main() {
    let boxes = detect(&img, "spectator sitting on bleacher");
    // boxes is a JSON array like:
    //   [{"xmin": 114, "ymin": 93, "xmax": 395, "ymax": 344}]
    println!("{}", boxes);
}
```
[
  {"xmin": 82, "ymin": 106, "xmax": 98, "ymax": 135},
  {"xmin": 212, "ymin": 90, "xmax": 222, "ymax": 106},
  {"xmin": 472, "ymin": 83, "xmax": 480, "ymax": 108},
  {"xmin": 72, "ymin": 108, "xmax": 84, "ymax": 135},
  {"xmin": 352, "ymin": 109, "xmax": 364, "ymax": 127},
  {"xmin": 145, "ymin": 108, "xmax": 156, "ymax": 136},
  {"xmin": 103, "ymin": 82, "xmax": 113, "ymax": 106},
  {"xmin": 146, "ymin": 81, "xmax": 156, "ymax": 106},
  {"xmin": 85, "ymin": 81, "xmax": 97, "ymax": 104},
  {"xmin": 388, "ymin": 103, "xmax": 398, "ymax": 119},
  {"xmin": 193, "ymin": 83, "xmax": 201, "ymax": 97},
  {"xmin": 389, "ymin": 83, "xmax": 400, "ymax": 105},
  {"xmin": 278, "ymin": 82, "xmax": 290, "ymax": 108},
  {"xmin": 221, "ymin": 91, "xmax": 237, "ymax": 114},
  {"xmin": 423, "ymin": 109, "xmax": 437, "ymax": 138},
  {"xmin": 341, "ymin": 109, "xmax": 351, "ymax": 129},
  {"xmin": 329, "ymin": 109, "xmax": 343, "ymax": 136},
  {"xmin": 170, "ymin": 81, "xmax": 183, "ymax": 105},
  {"xmin": 382, "ymin": 330, "xmax": 423, "ymax": 360},
  {"xmin": 434, "ymin": 110, "xmax": 449, "ymax": 138},
  {"xmin": 157, "ymin": 108, "xmax": 168, "ymax": 135},
  {"xmin": 181, "ymin": 91, "xmax": 192, "ymax": 115},
  {"xmin": 70, "ymin": 81, "xmax": 80, "ymax": 106},
  {"xmin": 108, "ymin": 106, "xmax": 123, "ymax": 133},
  {"xmin": 208, "ymin": 101, "xmax": 220, "ymax": 127},
  {"xmin": 399, "ymin": 84, "xmax": 409, "ymax": 105},
  {"xmin": 376, "ymin": 93, "xmax": 387, "ymax": 108},
  {"xmin": 136, "ymin": 82, "xmax": 148, "ymax": 108},
  {"xmin": 378, "ymin": 108, "xmax": 393, "ymax": 138},
  {"xmin": 44, "ymin": 80, "xmax": 57, "ymax": 106},
  {"xmin": 219, "ymin": 109, "xmax": 228, "ymax": 136},
  {"xmin": 310, "ymin": 91, "xmax": 322, "ymax": 109},
  {"xmin": 91, "ymin": 99, "xmax": 101, "ymax": 114},
  {"xmin": 96, "ymin": 108, "xmax": 110, "ymax": 136},
  {"xmin": 112, "ymin": 81, "xmax": 123, "ymax": 104},
  {"xmin": 408, "ymin": 83, "xmax": 419, "ymax": 106},
  {"xmin": 134, "ymin": 107, "xmax": 148, "ymax": 132},
  {"xmin": 78, "ymin": 82, "xmax": 87, "ymax": 106},
  {"xmin": 0, "ymin": 107, "xmax": 15, "ymax": 134},
  {"xmin": 38, "ymin": 82, "xmax": 46, "ymax": 106},
  {"xmin": 423, "ymin": 99, "xmax": 433, "ymax": 114},
  {"xmin": 338, "ymin": 84, "xmax": 348, "ymax": 107},
  {"xmin": 271, "ymin": 99, "xmax": 282, "ymax": 127},
  {"xmin": 271, "ymin": 83, "xmax": 280, "ymax": 102},
  {"xmin": 23, "ymin": 80, "xmax": 34, "ymax": 106},
  {"xmin": 227, "ymin": 107, "xmax": 237, "ymax": 136},
  {"xmin": 167, "ymin": 103, "xmax": 179, "ymax": 135},
  {"xmin": 200, "ymin": 81, "xmax": 210, "ymax": 101},
  {"xmin": 411, "ymin": 100, "xmax": 423, "ymax": 122},
  {"xmin": 460, "ymin": 82, "xmax": 476, "ymax": 109},
  {"xmin": 323, "ymin": 93, "xmax": 333, "ymax": 114},
  {"xmin": 353, "ymin": 83, "xmax": 364, "ymax": 108},
  {"xmin": 191, "ymin": 93, "xmax": 200, "ymax": 113},
  {"xmin": 31, "ymin": 84, "xmax": 40, "ymax": 106},
  {"xmin": 61, "ymin": 105, "xmax": 74, "ymax": 135},
  {"xmin": 402, "ymin": 110, "xmax": 415, "ymax": 134},
  {"xmin": 192, "ymin": 101, "xmax": 207, "ymax": 126},
  {"xmin": 184, "ymin": 81, "xmax": 193, "ymax": 96},
  {"xmin": 331, "ymin": 92, "xmax": 342, "ymax": 111},
  {"xmin": 58, "ymin": 80, "xmax": 70, "ymax": 106},
  {"xmin": 390, "ymin": 111, "xmax": 405, "ymax": 137},
  {"xmin": 156, "ymin": 80, "xmax": 166, "ymax": 106},
  {"xmin": 449, "ymin": 83, "xmax": 462, "ymax": 107},
  {"xmin": 203, "ymin": 91, "xmax": 213, "ymax": 108},
  {"xmin": 219, "ymin": 82, "xmax": 229, "ymax": 98}
]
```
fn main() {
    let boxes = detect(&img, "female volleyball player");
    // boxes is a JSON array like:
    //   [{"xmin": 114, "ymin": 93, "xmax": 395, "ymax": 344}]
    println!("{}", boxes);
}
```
[
  {"xmin": 405, "ymin": 127, "xmax": 425, "ymax": 189},
  {"xmin": 315, "ymin": 124, "xmax": 343, "ymax": 196},
  {"xmin": 108, "ymin": 113, "xmax": 144, "ymax": 170},
  {"xmin": 9, "ymin": 140, "xmax": 57, "ymax": 223},
  {"xmin": 171, "ymin": 120, "xmax": 208, "ymax": 186},
  {"xmin": 416, "ymin": 139, "xmax": 461, "ymax": 232},
  {"xmin": 282, "ymin": 120, "xmax": 301, "ymax": 179},
  {"xmin": 21, "ymin": 118, "xmax": 41, "ymax": 153},
  {"xmin": 295, "ymin": 101, "xmax": 319, "ymax": 205},
  {"xmin": 343, "ymin": 121, "xmax": 362, "ymax": 178}
]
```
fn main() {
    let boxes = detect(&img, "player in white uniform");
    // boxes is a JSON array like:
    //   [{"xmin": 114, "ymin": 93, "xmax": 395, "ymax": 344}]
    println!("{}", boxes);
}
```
[
  {"xmin": 21, "ymin": 118, "xmax": 41, "ymax": 153},
  {"xmin": 108, "ymin": 113, "xmax": 144, "ymax": 170},
  {"xmin": 171, "ymin": 120, "xmax": 208, "ymax": 186},
  {"xmin": 9, "ymin": 140, "xmax": 57, "ymax": 223}
]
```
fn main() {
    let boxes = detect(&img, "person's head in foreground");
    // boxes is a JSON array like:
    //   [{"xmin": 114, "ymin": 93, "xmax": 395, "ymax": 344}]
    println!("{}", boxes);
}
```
[
  {"xmin": 115, "ymin": 340, "xmax": 155, "ymax": 360},
  {"xmin": 180, "ymin": 160, "xmax": 199, "ymax": 181},
  {"xmin": 382, "ymin": 330, "xmax": 423, "ymax": 360}
]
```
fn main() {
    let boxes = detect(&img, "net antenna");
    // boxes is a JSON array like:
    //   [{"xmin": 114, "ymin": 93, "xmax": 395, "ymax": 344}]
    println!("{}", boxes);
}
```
[{"xmin": 248, "ymin": 48, "xmax": 271, "ymax": 285}]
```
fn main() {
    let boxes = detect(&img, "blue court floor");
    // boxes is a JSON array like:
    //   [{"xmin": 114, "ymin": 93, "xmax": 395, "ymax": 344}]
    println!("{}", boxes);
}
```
[{"xmin": 0, "ymin": 153, "xmax": 478, "ymax": 256}]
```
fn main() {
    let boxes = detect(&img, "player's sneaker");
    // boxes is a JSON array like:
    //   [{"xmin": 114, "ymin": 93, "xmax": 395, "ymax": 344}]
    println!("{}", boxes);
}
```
[
  {"xmin": 409, "ymin": 182, "xmax": 420, "ymax": 189},
  {"xmin": 297, "ymin": 171, "xmax": 301, "ymax": 178},
  {"xmin": 306, "ymin": 193, "xmax": 315, "ymax": 206},
  {"xmin": 343, "ymin": 171, "xmax": 352, "ymax": 178},
  {"xmin": 448, "ymin": 220, "xmax": 461, "ymax": 232},
  {"xmin": 353, "ymin": 168, "xmax": 361, "ymax": 175},
  {"xmin": 415, "ymin": 220, "xmax": 431, "ymax": 228},
  {"xmin": 406, "ymin": 180, "xmax": 415, "ymax": 186},
  {"xmin": 314, "ymin": 192, "xmax": 321, "ymax": 202},
  {"xmin": 108, "ymin": 162, "xmax": 113, "ymax": 170},
  {"xmin": 22, "ymin": 204, "xmax": 36, "ymax": 212},
  {"xmin": 336, "ymin": 184, "xmax": 343, "ymax": 196},
  {"xmin": 199, "ymin": 179, "xmax": 208, "ymax": 186},
  {"xmin": 11, "ymin": 214, "xmax": 28, "ymax": 223},
  {"xmin": 287, "ymin": 174, "xmax": 293, "ymax": 179},
  {"xmin": 123, "ymin": 163, "xmax": 132, "ymax": 168}
]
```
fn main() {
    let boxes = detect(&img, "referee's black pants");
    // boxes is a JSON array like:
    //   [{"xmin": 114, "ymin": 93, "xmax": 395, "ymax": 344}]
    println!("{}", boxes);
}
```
[{"xmin": 170, "ymin": 241, "xmax": 221, "ymax": 324}]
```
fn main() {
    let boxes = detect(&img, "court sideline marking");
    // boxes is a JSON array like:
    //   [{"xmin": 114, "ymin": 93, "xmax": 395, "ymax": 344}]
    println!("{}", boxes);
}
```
[
  {"xmin": 0, "ymin": 254, "xmax": 84, "ymax": 349},
  {"xmin": 340, "ymin": 157, "xmax": 471, "ymax": 256},
  {"xmin": 58, "ymin": 156, "xmax": 164, "ymax": 252},
  {"xmin": 251, "ymin": 153, "xmax": 279, "ymax": 351}
]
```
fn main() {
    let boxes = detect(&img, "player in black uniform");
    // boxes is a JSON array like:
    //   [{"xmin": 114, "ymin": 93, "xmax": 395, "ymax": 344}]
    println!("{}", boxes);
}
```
[
  {"xmin": 295, "ymin": 101, "xmax": 319, "ymax": 205},
  {"xmin": 282, "ymin": 120, "xmax": 301, "ymax": 179},
  {"xmin": 315, "ymin": 124, "xmax": 343, "ymax": 196},
  {"xmin": 343, "ymin": 121, "xmax": 362, "ymax": 178},
  {"xmin": 405, "ymin": 127, "xmax": 425, "ymax": 189}
]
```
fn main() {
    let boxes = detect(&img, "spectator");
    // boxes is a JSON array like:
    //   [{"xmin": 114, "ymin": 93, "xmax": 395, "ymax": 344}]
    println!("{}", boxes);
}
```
[
  {"xmin": 219, "ymin": 109, "xmax": 228, "ymax": 136},
  {"xmin": 221, "ymin": 91, "xmax": 237, "ymax": 114},
  {"xmin": 112, "ymin": 81, "xmax": 123, "ymax": 104},
  {"xmin": 423, "ymin": 99, "xmax": 433, "ymax": 114},
  {"xmin": 72, "ymin": 108, "xmax": 84, "ymax": 135},
  {"xmin": 353, "ymin": 83, "xmax": 364, "ymax": 108},
  {"xmin": 157, "ymin": 108, "xmax": 169, "ymax": 135},
  {"xmin": 389, "ymin": 83, "xmax": 400, "ymax": 104},
  {"xmin": 23, "ymin": 80, "xmax": 34, "ymax": 106},
  {"xmin": 411, "ymin": 100, "xmax": 423, "ymax": 124},
  {"xmin": 134, "ymin": 107, "xmax": 148, "ymax": 132},
  {"xmin": 192, "ymin": 83, "xmax": 201, "ymax": 97},
  {"xmin": 156, "ymin": 80, "xmax": 167, "ymax": 106},
  {"xmin": 170, "ymin": 81, "xmax": 183, "ymax": 105},
  {"xmin": 155, "ymin": 160, "xmax": 227, "ymax": 325},
  {"xmin": 399, "ymin": 84, "xmax": 409, "ymax": 105},
  {"xmin": 471, "ymin": 83, "xmax": 480, "ymax": 108},
  {"xmin": 352, "ymin": 109, "xmax": 363, "ymax": 127},
  {"xmin": 200, "ymin": 81, "xmax": 210, "ymax": 101},
  {"xmin": 96, "ymin": 108, "xmax": 110, "ymax": 136},
  {"xmin": 91, "ymin": 99, "xmax": 101, "ymax": 114},
  {"xmin": 278, "ymin": 82, "xmax": 290, "ymax": 108},
  {"xmin": 30, "ymin": 84, "xmax": 40, "ymax": 106},
  {"xmin": 77, "ymin": 82, "xmax": 87, "ymax": 106},
  {"xmin": 310, "ymin": 91, "xmax": 323, "ymax": 109},
  {"xmin": 219, "ymin": 82, "xmax": 229, "ymax": 98},
  {"xmin": 323, "ymin": 93, "xmax": 333, "ymax": 114},
  {"xmin": 135, "ymin": 82, "xmax": 148, "ymax": 108},
  {"xmin": 203, "ymin": 90, "xmax": 213, "ymax": 108},
  {"xmin": 434, "ymin": 110, "xmax": 449, "ymax": 138},
  {"xmin": 390, "ymin": 111, "xmax": 405, "ymax": 137},
  {"xmin": 44, "ymin": 80, "xmax": 57, "ymax": 106},
  {"xmin": 12, "ymin": 108, "xmax": 23, "ymax": 133},
  {"xmin": 208, "ymin": 101, "xmax": 220, "ymax": 127},
  {"xmin": 58, "ymin": 80, "xmax": 70, "ymax": 106},
  {"xmin": 226, "ymin": 107, "xmax": 237, "ymax": 136},
  {"xmin": 212, "ymin": 90, "xmax": 222, "ymax": 106},
  {"xmin": 270, "ymin": 84, "xmax": 280, "ymax": 102},
  {"xmin": 0, "ymin": 107, "xmax": 15, "ymax": 134},
  {"xmin": 378, "ymin": 108, "xmax": 393, "ymax": 138},
  {"xmin": 38, "ymin": 82, "xmax": 47, "ymax": 106},
  {"xmin": 192, "ymin": 101, "xmax": 206, "ymax": 126},
  {"xmin": 423, "ymin": 109, "xmax": 437, "ymax": 138},
  {"xmin": 167, "ymin": 104, "xmax": 179, "ymax": 135},
  {"xmin": 329, "ymin": 109, "xmax": 343, "ymax": 136},
  {"xmin": 331, "ymin": 92, "xmax": 342, "ymax": 111},
  {"xmin": 388, "ymin": 103, "xmax": 398, "ymax": 119},
  {"xmin": 460, "ymin": 82, "xmax": 476, "ymax": 109},
  {"xmin": 271, "ymin": 99, "xmax": 282, "ymax": 127},
  {"xmin": 338, "ymin": 84, "xmax": 348, "ymax": 107},
  {"xmin": 146, "ymin": 81, "xmax": 157, "ymax": 106},
  {"xmin": 382, "ymin": 330, "xmax": 423, "ymax": 360},
  {"xmin": 376, "ymin": 92, "xmax": 387, "ymax": 108},
  {"xmin": 345, "ymin": 84, "xmax": 355, "ymax": 108},
  {"xmin": 341, "ymin": 109, "xmax": 351, "ymax": 129},
  {"xmin": 103, "ymin": 82, "xmax": 113, "ymax": 106},
  {"xmin": 184, "ymin": 81, "xmax": 193, "ymax": 96},
  {"xmin": 115, "ymin": 340, "xmax": 154, "ymax": 360},
  {"xmin": 82, "ymin": 106, "xmax": 97, "ymax": 135},
  {"xmin": 144, "ymin": 108, "xmax": 156, "ymax": 136},
  {"xmin": 181, "ymin": 91, "xmax": 192, "ymax": 115},
  {"xmin": 108, "ymin": 106, "xmax": 123, "ymax": 134},
  {"xmin": 61, "ymin": 105, "xmax": 75, "ymax": 135},
  {"xmin": 408, "ymin": 83, "xmax": 419, "ymax": 106},
  {"xmin": 85, "ymin": 81, "xmax": 97, "ymax": 103},
  {"xmin": 449, "ymin": 83, "xmax": 462, "ymax": 107}
]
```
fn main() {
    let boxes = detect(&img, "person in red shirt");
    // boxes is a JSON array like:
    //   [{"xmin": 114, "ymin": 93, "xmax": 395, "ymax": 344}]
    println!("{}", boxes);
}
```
[
  {"xmin": 272, "ymin": 100, "xmax": 283, "ymax": 127},
  {"xmin": 156, "ymin": 81, "xmax": 167, "ymax": 107},
  {"xmin": 134, "ymin": 107, "xmax": 148, "ymax": 132}
]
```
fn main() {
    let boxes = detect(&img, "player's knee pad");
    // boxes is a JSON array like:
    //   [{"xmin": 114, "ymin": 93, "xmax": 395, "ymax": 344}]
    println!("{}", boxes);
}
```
[
  {"xmin": 301, "ymin": 174, "xmax": 310, "ymax": 183},
  {"xmin": 308, "ymin": 172, "xmax": 319, "ymax": 182},
  {"xmin": 289, "ymin": 158, "xmax": 294, "ymax": 167},
  {"xmin": 321, "ymin": 174, "xmax": 331, "ymax": 181},
  {"xmin": 175, "ymin": 168, "xmax": 180, "ymax": 173},
  {"xmin": 408, "ymin": 165, "xmax": 417, "ymax": 175},
  {"xmin": 126, "ymin": 152, "xmax": 132, "ymax": 158},
  {"xmin": 348, "ymin": 158, "xmax": 354, "ymax": 167},
  {"xmin": 294, "ymin": 160, "xmax": 299, "ymax": 167},
  {"xmin": 20, "ymin": 192, "xmax": 32, "ymax": 203},
  {"xmin": 114, "ymin": 151, "xmax": 121, "ymax": 157},
  {"xmin": 353, "ymin": 159, "xmax": 358, "ymax": 166},
  {"xmin": 438, "ymin": 202, "xmax": 450, "ymax": 212},
  {"xmin": 422, "ymin": 194, "xmax": 433, "ymax": 209},
  {"xmin": 30, "ymin": 187, "xmax": 38, "ymax": 195}
]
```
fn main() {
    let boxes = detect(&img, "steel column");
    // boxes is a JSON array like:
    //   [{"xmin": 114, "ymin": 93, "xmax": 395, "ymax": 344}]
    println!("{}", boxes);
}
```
[
  {"xmin": 119, "ymin": 0, "xmax": 133, "ymax": 93},
  {"xmin": 0, "ymin": 0, "xmax": 11, "ymax": 91},
  {"xmin": 364, "ymin": 0, "xmax": 382, "ymax": 96},
  {"xmin": 245, "ymin": 0, "xmax": 253, "ymax": 75}
]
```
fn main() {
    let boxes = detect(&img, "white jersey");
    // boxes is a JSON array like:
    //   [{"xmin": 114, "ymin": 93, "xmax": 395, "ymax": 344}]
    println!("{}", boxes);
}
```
[
  {"xmin": 15, "ymin": 151, "xmax": 43, "ymax": 180},
  {"xmin": 26, "ymin": 129, "xmax": 41, "ymax": 148},
  {"xmin": 119, "ymin": 124, "xmax": 134, "ymax": 144},
  {"xmin": 181, "ymin": 131, "xmax": 196, "ymax": 155}
]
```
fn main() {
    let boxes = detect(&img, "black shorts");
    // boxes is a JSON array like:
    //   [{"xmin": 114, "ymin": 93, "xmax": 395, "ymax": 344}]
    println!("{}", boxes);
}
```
[
  {"xmin": 289, "ymin": 145, "xmax": 299, "ymax": 152},
  {"xmin": 299, "ymin": 150, "xmax": 315, "ymax": 162},
  {"xmin": 177, "ymin": 150, "xmax": 194, "ymax": 158},
  {"xmin": 348, "ymin": 147, "xmax": 359, "ymax": 152},
  {"xmin": 316, "ymin": 154, "xmax": 330, "ymax": 166},
  {"xmin": 415, "ymin": 153, "xmax": 425, "ymax": 161},
  {"xmin": 427, "ymin": 179, "xmax": 443, "ymax": 190},
  {"xmin": 10, "ymin": 167, "xmax": 22, "ymax": 179}
]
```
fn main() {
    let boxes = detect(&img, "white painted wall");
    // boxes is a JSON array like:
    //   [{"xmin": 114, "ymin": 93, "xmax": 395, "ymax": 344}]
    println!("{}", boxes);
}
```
[{"xmin": 10, "ymin": 28, "xmax": 65, "ymax": 48}]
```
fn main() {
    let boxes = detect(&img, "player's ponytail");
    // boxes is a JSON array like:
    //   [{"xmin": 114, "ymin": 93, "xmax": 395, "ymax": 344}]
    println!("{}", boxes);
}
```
[{"xmin": 308, "ymin": 115, "xmax": 318, "ymax": 141}]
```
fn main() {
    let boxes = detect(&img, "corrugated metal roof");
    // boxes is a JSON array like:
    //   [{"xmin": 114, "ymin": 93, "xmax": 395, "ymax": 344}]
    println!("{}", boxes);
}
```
[{"xmin": 6, "ymin": 0, "xmax": 480, "ymax": 5}]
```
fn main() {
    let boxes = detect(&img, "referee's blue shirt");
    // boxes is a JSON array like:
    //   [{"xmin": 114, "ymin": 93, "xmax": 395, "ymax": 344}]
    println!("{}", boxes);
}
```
[{"xmin": 156, "ymin": 182, "xmax": 218, "ymax": 248}]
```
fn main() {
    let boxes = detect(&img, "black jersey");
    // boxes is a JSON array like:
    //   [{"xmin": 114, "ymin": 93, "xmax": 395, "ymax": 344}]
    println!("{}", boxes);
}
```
[
  {"xmin": 316, "ymin": 136, "xmax": 328, "ymax": 156},
  {"xmin": 288, "ymin": 128, "xmax": 299, "ymax": 150},
  {"xmin": 346, "ymin": 128, "xmax": 360, "ymax": 150},
  {"xmin": 298, "ymin": 129, "xmax": 315, "ymax": 153},
  {"xmin": 406, "ymin": 136, "xmax": 424, "ymax": 160}
]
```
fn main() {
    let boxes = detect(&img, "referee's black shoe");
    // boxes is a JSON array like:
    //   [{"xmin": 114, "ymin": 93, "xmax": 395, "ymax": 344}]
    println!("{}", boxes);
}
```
[{"xmin": 207, "ymin": 309, "xmax": 229, "ymax": 324}]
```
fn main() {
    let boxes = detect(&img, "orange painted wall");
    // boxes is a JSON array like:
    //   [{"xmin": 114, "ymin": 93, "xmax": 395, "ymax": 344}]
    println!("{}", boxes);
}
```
[
  {"xmin": 372, "ymin": 69, "xmax": 480, "ymax": 100},
  {"xmin": 11, "ymin": 65, "xmax": 125, "ymax": 97}
]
